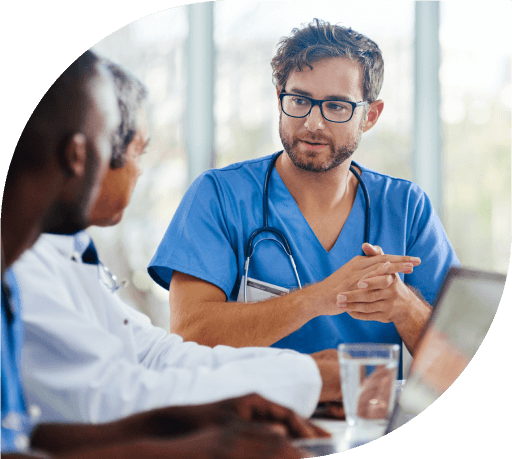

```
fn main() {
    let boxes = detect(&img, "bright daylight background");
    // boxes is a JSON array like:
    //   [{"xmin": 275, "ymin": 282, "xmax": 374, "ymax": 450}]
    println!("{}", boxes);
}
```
[{"xmin": 90, "ymin": 0, "xmax": 511, "ymax": 331}]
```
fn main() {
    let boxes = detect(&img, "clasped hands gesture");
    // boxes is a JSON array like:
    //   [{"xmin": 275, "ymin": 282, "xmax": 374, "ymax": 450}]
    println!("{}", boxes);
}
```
[
  {"xmin": 334, "ymin": 243, "xmax": 421, "ymax": 323},
  {"xmin": 305, "ymin": 247, "xmax": 422, "ymax": 421}
]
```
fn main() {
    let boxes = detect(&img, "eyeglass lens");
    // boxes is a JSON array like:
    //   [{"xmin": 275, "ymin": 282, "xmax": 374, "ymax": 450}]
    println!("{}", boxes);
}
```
[{"xmin": 281, "ymin": 95, "xmax": 354, "ymax": 122}]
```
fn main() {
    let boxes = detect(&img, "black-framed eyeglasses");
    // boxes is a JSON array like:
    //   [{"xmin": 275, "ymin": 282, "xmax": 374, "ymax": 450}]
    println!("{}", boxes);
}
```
[{"xmin": 279, "ymin": 92, "xmax": 369, "ymax": 123}]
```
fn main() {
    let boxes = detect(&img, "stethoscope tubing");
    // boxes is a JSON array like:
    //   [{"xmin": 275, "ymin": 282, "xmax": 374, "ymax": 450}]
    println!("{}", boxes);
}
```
[{"xmin": 243, "ymin": 150, "xmax": 371, "ymax": 302}]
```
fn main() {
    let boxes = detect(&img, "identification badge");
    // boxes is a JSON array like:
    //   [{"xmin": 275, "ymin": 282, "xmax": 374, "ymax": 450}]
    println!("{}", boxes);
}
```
[{"xmin": 237, "ymin": 276, "xmax": 290, "ymax": 302}]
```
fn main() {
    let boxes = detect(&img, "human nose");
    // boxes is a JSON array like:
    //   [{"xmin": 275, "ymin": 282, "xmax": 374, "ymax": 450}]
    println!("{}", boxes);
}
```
[
  {"xmin": 135, "ymin": 156, "xmax": 144, "ymax": 177},
  {"xmin": 304, "ymin": 104, "xmax": 325, "ymax": 131}
]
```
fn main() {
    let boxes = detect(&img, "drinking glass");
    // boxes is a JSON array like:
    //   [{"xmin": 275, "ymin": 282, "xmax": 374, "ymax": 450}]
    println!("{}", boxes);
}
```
[{"xmin": 338, "ymin": 343, "xmax": 400, "ymax": 426}]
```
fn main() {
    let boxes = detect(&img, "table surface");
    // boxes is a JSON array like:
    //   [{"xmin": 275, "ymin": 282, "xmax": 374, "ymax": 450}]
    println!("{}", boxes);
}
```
[{"xmin": 294, "ymin": 419, "xmax": 388, "ymax": 456}]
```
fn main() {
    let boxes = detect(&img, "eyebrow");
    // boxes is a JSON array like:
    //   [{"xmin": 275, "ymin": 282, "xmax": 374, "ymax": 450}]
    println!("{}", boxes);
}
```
[{"xmin": 286, "ymin": 87, "xmax": 356, "ymax": 103}]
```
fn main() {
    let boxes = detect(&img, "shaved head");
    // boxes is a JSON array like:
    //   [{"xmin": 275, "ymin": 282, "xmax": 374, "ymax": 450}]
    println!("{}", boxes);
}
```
[{"xmin": 2, "ymin": 50, "xmax": 120, "ymax": 268}]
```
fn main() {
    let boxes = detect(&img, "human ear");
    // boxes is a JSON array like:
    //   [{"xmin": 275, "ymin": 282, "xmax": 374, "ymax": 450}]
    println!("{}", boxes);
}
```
[
  {"xmin": 60, "ymin": 133, "xmax": 87, "ymax": 177},
  {"xmin": 362, "ymin": 100, "xmax": 384, "ymax": 133}
]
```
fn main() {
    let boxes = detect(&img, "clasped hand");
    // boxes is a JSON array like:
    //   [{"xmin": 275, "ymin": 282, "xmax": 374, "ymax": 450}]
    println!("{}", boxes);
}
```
[
  {"xmin": 120, "ymin": 393, "xmax": 328, "ymax": 440},
  {"xmin": 335, "ymin": 243, "xmax": 419, "ymax": 323}
]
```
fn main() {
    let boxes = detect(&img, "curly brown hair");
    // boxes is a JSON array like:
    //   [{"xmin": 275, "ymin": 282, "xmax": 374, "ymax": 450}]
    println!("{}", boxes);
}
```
[{"xmin": 271, "ymin": 19, "xmax": 384, "ymax": 102}]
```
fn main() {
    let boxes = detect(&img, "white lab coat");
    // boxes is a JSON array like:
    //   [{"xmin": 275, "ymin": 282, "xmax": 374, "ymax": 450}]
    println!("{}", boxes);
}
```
[{"xmin": 14, "ymin": 233, "xmax": 321, "ymax": 423}]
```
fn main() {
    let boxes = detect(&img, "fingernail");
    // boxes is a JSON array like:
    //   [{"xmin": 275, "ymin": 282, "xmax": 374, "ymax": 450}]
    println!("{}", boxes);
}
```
[
  {"xmin": 403, "ymin": 262, "xmax": 413, "ymax": 269},
  {"xmin": 337, "ymin": 295, "xmax": 347, "ymax": 302},
  {"xmin": 339, "ymin": 303, "xmax": 347, "ymax": 308},
  {"xmin": 409, "ymin": 257, "xmax": 421, "ymax": 265},
  {"xmin": 358, "ymin": 282, "xmax": 368, "ymax": 288}
]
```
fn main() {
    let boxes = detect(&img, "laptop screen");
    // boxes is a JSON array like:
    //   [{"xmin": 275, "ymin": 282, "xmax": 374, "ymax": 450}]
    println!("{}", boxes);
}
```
[{"xmin": 387, "ymin": 267, "xmax": 506, "ymax": 432}]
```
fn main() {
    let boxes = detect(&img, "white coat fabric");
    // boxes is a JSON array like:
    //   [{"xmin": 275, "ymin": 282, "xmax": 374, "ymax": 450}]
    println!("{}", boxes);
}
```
[{"xmin": 14, "ymin": 233, "xmax": 321, "ymax": 423}]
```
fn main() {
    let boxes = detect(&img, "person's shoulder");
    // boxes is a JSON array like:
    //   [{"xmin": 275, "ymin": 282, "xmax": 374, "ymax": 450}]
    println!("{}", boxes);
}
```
[
  {"xmin": 203, "ymin": 155, "xmax": 275, "ymax": 180},
  {"xmin": 13, "ymin": 233, "xmax": 75, "ymax": 274},
  {"xmin": 356, "ymin": 162, "xmax": 424, "ymax": 196},
  {"xmin": 192, "ymin": 154, "xmax": 276, "ymax": 194},
  {"xmin": 33, "ymin": 233, "xmax": 76, "ymax": 257}
]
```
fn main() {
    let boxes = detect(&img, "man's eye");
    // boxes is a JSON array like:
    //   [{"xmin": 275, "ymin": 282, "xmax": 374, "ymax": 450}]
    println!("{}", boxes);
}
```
[
  {"xmin": 292, "ymin": 97, "xmax": 308, "ymax": 105},
  {"xmin": 326, "ymin": 102, "xmax": 349, "ymax": 111}
]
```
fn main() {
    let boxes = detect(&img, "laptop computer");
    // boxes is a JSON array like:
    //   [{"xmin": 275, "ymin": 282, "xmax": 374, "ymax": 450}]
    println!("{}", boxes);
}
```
[
  {"xmin": 385, "ymin": 266, "xmax": 506, "ymax": 433},
  {"xmin": 296, "ymin": 267, "xmax": 506, "ymax": 454}
]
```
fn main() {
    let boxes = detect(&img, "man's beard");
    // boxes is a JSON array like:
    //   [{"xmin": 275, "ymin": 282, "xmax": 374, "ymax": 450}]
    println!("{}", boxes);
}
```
[{"xmin": 279, "ymin": 113, "xmax": 364, "ymax": 173}]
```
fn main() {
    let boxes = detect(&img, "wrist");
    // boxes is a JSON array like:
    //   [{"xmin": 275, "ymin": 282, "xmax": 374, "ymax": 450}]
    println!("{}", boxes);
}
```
[
  {"xmin": 298, "ymin": 281, "xmax": 330, "ymax": 320},
  {"xmin": 391, "ymin": 286, "xmax": 428, "ymax": 325}
]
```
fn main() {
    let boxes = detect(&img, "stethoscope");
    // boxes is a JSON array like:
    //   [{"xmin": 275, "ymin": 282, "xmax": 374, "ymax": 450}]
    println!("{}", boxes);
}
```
[{"xmin": 243, "ymin": 150, "xmax": 371, "ymax": 302}]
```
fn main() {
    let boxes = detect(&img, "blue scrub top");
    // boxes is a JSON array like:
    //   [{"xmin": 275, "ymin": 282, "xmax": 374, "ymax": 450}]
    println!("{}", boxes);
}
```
[
  {"xmin": 1, "ymin": 268, "xmax": 31, "ymax": 452},
  {"xmin": 149, "ymin": 154, "xmax": 459, "ymax": 376}
]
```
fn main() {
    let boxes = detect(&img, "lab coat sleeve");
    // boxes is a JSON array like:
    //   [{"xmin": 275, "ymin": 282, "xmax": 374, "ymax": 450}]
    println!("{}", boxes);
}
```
[
  {"xmin": 16, "ymin": 247, "xmax": 321, "ymax": 424},
  {"xmin": 126, "ymin": 302, "xmax": 316, "ymax": 371}
]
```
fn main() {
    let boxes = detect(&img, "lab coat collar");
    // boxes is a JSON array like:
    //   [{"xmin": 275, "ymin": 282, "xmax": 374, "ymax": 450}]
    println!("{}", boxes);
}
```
[{"xmin": 40, "ymin": 231, "xmax": 91, "ymax": 261}]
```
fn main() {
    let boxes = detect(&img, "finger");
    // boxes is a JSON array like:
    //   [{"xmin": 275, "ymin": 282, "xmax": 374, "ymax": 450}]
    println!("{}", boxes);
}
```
[
  {"xmin": 323, "ymin": 402, "xmax": 346, "ymax": 420},
  {"xmin": 359, "ymin": 261, "xmax": 392, "ymax": 283},
  {"xmin": 264, "ymin": 411, "xmax": 322, "ymax": 439},
  {"xmin": 362, "ymin": 243, "xmax": 384, "ymax": 256},
  {"xmin": 346, "ymin": 310, "xmax": 388, "ymax": 322},
  {"xmin": 361, "ymin": 261, "xmax": 414, "ymax": 278},
  {"xmin": 361, "ymin": 254, "xmax": 421, "ymax": 268},
  {"xmin": 311, "ymin": 422, "xmax": 333, "ymax": 437},
  {"xmin": 338, "ymin": 289, "xmax": 390, "ymax": 307},
  {"xmin": 356, "ymin": 273, "xmax": 395, "ymax": 290},
  {"xmin": 267, "ymin": 422, "xmax": 288, "ymax": 436},
  {"xmin": 246, "ymin": 397, "xmax": 328, "ymax": 439}
]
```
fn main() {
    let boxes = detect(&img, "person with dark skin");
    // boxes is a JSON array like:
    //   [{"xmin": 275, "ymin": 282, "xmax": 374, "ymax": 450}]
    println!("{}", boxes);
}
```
[
  {"xmin": 15, "ymin": 59, "xmax": 341, "ymax": 426},
  {"xmin": 1, "ymin": 50, "xmax": 323, "ymax": 459}
]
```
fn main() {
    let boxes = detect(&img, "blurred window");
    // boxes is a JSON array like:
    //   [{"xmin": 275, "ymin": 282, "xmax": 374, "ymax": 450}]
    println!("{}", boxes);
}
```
[
  {"xmin": 440, "ymin": 2, "xmax": 511, "ymax": 273},
  {"xmin": 91, "ymin": 8, "xmax": 188, "ymax": 329}
]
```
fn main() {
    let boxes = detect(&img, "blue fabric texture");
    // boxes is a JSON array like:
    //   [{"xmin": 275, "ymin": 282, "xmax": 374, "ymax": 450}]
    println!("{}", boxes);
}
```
[
  {"xmin": 148, "ymin": 154, "xmax": 459, "ymax": 374},
  {"xmin": 1, "ymin": 268, "xmax": 29, "ymax": 452}
]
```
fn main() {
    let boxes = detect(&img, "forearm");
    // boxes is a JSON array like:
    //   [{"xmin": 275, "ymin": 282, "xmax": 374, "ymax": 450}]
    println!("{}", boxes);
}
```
[
  {"xmin": 169, "ymin": 257, "xmax": 417, "ymax": 348},
  {"xmin": 171, "ymin": 288, "xmax": 319, "ymax": 347},
  {"xmin": 30, "ymin": 422, "xmax": 124, "ymax": 456},
  {"xmin": 393, "ymin": 286, "xmax": 433, "ymax": 354},
  {"xmin": 25, "ymin": 438, "xmax": 181, "ymax": 459}
]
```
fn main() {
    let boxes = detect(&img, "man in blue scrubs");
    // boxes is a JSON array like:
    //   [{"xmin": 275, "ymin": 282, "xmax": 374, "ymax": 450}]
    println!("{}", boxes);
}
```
[{"xmin": 148, "ymin": 20, "xmax": 459, "ymax": 368}]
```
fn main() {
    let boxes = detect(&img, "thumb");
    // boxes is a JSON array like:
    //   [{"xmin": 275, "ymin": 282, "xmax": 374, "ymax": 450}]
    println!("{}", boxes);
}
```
[{"xmin": 362, "ymin": 243, "xmax": 384, "ymax": 256}]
